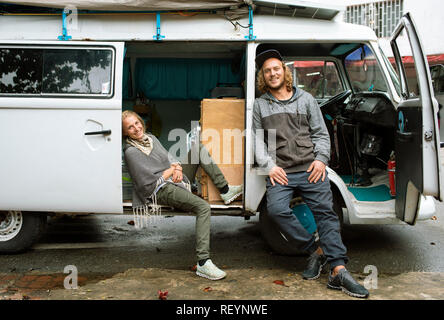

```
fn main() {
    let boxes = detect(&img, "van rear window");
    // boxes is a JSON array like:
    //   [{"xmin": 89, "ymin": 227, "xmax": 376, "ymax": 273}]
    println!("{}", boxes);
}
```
[{"xmin": 0, "ymin": 47, "xmax": 113, "ymax": 96}]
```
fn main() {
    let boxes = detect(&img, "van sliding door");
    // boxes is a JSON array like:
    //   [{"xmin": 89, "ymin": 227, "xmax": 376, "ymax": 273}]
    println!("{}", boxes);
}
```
[
  {"xmin": 390, "ymin": 13, "xmax": 442, "ymax": 224},
  {"xmin": 0, "ymin": 41, "xmax": 125, "ymax": 214}
]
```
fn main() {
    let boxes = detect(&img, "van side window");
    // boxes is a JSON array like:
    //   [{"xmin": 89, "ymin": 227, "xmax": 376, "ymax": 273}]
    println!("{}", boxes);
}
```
[
  {"xmin": 430, "ymin": 64, "xmax": 444, "ymax": 94},
  {"xmin": 42, "ymin": 49, "xmax": 112, "ymax": 94},
  {"xmin": 0, "ymin": 49, "xmax": 42, "ymax": 94},
  {"xmin": 287, "ymin": 60, "xmax": 343, "ymax": 100},
  {"xmin": 0, "ymin": 47, "xmax": 113, "ymax": 96}
]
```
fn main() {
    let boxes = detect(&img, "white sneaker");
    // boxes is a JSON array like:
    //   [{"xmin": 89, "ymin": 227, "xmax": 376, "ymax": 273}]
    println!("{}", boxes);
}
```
[
  {"xmin": 220, "ymin": 185, "xmax": 243, "ymax": 205},
  {"xmin": 196, "ymin": 259, "xmax": 227, "ymax": 280}
]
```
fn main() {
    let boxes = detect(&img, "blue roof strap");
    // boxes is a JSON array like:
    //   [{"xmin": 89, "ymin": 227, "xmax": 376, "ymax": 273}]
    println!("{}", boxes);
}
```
[
  {"xmin": 153, "ymin": 12, "xmax": 165, "ymax": 41},
  {"xmin": 58, "ymin": 8, "xmax": 72, "ymax": 41},
  {"xmin": 245, "ymin": 5, "xmax": 256, "ymax": 41}
]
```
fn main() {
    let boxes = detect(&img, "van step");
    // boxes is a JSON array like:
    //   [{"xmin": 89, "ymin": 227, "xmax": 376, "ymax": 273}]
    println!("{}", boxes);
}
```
[{"xmin": 347, "ymin": 185, "xmax": 393, "ymax": 202}]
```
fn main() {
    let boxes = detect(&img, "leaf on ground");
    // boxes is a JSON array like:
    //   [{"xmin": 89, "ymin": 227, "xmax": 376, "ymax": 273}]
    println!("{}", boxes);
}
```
[
  {"xmin": 273, "ymin": 280, "xmax": 289, "ymax": 287},
  {"xmin": 190, "ymin": 265, "xmax": 197, "ymax": 272},
  {"xmin": 7, "ymin": 293, "xmax": 24, "ymax": 300},
  {"xmin": 127, "ymin": 220, "xmax": 135, "ymax": 225},
  {"xmin": 203, "ymin": 287, "xmax": 213, "ymax": 292},
  {"xmin": 158, "ymin": 290, "xmax": 168, "ymax": 300},
  {"xmin": 431, "ymin": 216, "xmax": 437, "ymax": 221}
]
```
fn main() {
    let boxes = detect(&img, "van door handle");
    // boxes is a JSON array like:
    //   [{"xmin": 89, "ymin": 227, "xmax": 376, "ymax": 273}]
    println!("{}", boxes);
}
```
[
  {"xmin": 84, "ymin": 130, "xmax": 112, "ymax": 136},
  {"xmin": 396, "ymin": 130, "xmax": 413, "ymax": 142}
]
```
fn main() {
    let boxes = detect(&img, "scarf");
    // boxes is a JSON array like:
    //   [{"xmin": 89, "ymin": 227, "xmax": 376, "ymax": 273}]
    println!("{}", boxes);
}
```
[{"xmin": 126, "ymin": 134, "xmax": 154, "ymax": 157}]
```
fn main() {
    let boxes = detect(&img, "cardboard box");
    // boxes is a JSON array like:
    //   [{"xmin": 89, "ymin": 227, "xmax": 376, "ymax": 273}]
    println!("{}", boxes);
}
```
[{"xmin": 199, "ymin": 98, "xmax": 245, "ymax": 202}]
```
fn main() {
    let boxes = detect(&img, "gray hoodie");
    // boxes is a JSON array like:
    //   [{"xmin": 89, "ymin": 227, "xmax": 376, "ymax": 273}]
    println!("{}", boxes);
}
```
[{"xmin": 253, "ymin": 87, "xmax": 330, "ymax": 173}]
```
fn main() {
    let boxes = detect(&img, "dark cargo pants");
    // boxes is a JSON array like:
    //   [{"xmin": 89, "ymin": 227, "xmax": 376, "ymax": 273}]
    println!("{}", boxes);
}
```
[{"xmin": 266, "ymin": 171, "xmax": 348, "ymax": 269}]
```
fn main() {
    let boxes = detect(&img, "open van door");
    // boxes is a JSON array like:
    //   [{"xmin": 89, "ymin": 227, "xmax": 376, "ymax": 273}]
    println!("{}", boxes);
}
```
[
  {"xmin": 390, "ymin": 13, "xmax": 443, "ymax": 224},
  {"xmin": 0, "ymin": 41, "xmax": 125, "ymax": 214}
]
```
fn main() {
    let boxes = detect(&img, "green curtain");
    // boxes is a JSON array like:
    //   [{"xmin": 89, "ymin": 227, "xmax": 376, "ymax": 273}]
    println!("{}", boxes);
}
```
[
  {"xmin": 122, "ymin": 57, "xmax": 131, "ymax": 99},
  {"xmin": 135, "ymin": 58, "xmax": 242, "ymax": 100}
]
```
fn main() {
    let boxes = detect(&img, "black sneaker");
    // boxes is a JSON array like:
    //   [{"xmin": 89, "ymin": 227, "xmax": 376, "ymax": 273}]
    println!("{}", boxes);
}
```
[
  {"xmin": 327, "ymin": 268, "xmax": 369, "ymax": 298},
  {"xmin": 302, "ymin": 251, "xmax": 327, "ymax": 280}
]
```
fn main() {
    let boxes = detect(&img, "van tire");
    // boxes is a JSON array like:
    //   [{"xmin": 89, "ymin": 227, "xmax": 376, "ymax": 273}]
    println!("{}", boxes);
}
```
[
  {"xmin": 259, "ymin": 201, "xmax": 305, "ymax": 256},
  {"xmin": 0, "ymin": 211, "xmax": 47, "ymax": 254},
  {"xmin": 259, "ymin": 193, "xmax": 344, "ymax": 256}
]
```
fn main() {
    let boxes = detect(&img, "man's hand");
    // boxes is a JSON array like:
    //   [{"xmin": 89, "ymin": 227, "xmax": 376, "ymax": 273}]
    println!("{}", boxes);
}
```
[
  {"xmin": 307, "ymin": 160, "xmax": 326, "ymax": 183},
  {"xmin": 269, "ymin": 166, "xmax": 288, "ymax": 186}
]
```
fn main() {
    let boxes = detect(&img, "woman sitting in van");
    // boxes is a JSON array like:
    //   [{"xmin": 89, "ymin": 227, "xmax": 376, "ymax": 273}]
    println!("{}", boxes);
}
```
[{"xmin": 122, "ymin": 110, "xmax": 242, "ymax": 280}]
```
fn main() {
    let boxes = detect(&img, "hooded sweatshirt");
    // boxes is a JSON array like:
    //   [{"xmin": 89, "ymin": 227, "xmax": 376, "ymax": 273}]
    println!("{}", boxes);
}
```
[{"xmin": 252, "ymin": 87, "xmax": 330, "ymax": 173}]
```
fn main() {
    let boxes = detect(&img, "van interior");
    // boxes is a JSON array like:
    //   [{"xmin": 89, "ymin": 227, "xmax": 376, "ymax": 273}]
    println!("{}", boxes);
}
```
[
  {"xmin": 122, "ymin": 41, "xmax": 398, "ymax": 208},
  {"xmin": 121, "ymin": 41, "xmax": 247, "ymax": 206}
]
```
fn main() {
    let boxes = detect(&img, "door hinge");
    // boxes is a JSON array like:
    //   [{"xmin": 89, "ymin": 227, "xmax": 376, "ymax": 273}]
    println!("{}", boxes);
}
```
[{"xmin": 424, "ymin": 130, "xmax": 433, "ymax": 141}]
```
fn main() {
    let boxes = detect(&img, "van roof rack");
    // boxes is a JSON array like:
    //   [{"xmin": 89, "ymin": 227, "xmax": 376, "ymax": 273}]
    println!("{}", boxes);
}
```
[
  {"xmin": 253, "ymin": 0, "xmax": 344, "ymax": 20},
  {"xmin": 0, "ymin": 1, "xmax": 343, "ymax": 20}
]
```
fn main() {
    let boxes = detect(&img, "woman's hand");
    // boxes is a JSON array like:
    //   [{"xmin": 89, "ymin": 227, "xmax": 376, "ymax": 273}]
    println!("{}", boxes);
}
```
[
  {"xmin": 162, "ymin": 166, "xmax": 175, "ymax": 180},
  {"xmin": 172, "ymin": 167, "xmax": 183, "ymax": 183},
  {"xmin": 169, "ymin": 163, "xmax": 183, "ymax": 183}
]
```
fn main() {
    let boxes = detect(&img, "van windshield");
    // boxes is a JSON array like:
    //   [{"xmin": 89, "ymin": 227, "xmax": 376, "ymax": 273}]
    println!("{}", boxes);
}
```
[
  {"xmin": 345, "ymin": 45, "xmax": 388, "ymax": 93},
  {"xmin": 379, "ymin": 47, "xmax": 402, "ymax": 97},
  {"xmin": 285, "ymin": 60, "xmax": 344, "ymax": 100}
]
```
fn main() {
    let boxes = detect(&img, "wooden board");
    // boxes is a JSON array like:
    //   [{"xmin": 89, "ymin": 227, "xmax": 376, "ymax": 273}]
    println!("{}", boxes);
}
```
[{"xmin": 200, "ymin": 98, "xmax": 245, "ymax": 202}]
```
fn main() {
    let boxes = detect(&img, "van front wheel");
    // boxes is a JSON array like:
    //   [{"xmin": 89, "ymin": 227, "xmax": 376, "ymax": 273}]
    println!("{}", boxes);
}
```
[
  {"xmin": 259, "ymin": 196, "xmax": 344, "ymax": 256},
  {"xmin": 0, "ymin": 211, "xmax": 47, "ymax": 254},
  {"xmin": 259, "ymin": 202, "xmax": 306, "ymax": 256}
]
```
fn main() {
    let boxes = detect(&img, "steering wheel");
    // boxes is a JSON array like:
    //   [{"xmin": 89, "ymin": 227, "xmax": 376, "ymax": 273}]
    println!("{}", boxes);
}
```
[{"xmin": 319, "ymin": 89, "xmax": 352, "ymax": 109}]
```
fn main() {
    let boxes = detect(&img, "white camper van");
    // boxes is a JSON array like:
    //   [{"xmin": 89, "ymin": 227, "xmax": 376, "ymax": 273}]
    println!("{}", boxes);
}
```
[{"xmin": 0, "ymin": 0, "xmax": 441, "ymax": 255}]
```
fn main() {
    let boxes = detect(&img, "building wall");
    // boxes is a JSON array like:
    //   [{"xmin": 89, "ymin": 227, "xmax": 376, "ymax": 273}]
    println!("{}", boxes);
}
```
[{"xmin": 315, "ymin": 0, "xmax": 444, "ymax": 57}]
